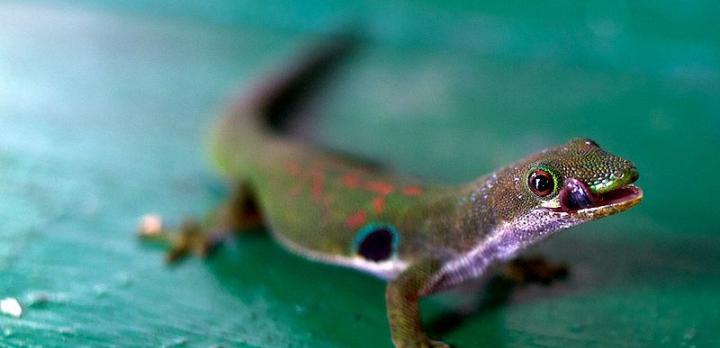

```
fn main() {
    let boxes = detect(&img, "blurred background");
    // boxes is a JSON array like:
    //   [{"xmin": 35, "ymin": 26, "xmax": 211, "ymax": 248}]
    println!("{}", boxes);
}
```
[{"xmin": 1, "ymin": 1, "xmax": 718, "ymax": 347}]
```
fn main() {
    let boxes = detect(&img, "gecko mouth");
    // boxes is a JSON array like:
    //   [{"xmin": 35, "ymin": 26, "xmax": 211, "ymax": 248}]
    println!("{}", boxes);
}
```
[{"xmin": 555, "ymin": 178, "xmax": 643, "ymax": 216}]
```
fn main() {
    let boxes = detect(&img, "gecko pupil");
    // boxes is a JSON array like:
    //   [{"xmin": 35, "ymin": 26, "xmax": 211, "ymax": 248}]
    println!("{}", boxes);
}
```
[
  {"xmin": 529, "ymin": 169, "xmax": 554, "ymax": 197},
  {"xmin": 358, "ymin": 228, "xmax": 394, "ymax": 262}
]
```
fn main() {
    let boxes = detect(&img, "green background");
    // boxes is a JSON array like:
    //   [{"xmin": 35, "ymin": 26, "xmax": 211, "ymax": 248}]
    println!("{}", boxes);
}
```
[{"xmin": 1, "ymin": 1, "xmax": 718, "ymax": 347}]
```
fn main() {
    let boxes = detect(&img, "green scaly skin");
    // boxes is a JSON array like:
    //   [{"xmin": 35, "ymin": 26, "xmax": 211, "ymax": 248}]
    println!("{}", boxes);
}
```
[{"xmin": 141, "ymin": 38, "xmax": 643, "ymax": 348}]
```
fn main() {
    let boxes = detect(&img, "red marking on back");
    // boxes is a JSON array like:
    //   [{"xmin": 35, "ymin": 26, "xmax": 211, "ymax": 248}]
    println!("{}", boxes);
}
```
[
  {"xmin": 341, "ymin": 173, "xmax": 361, "ymax": 188},
  {"xmin": 290, "ymin": 185, "xmax": 302, "ymax": 197},
  {"xmin": 366, "ymin": 181, "xmax": 394, "ymax": 196},
  {"xmin": 321, "ymin": 195, "xmax": 332, "ymax": 212},
  {"xmin": 311, "ymin": 171, "xmax": 324, "ymax": 201},
  {"xmin": 286, "ymin": 161, "xmax": 301, "ymax": 176},
  {"xmin": 345, "ymin": 210, "xmax": 367, "ymax": 230},
  {"xmin": 373, "ymin": 196, "xmax": 386, "ymax": 215},
  {"xmin": 402, "ymin": 186, "xmax": 423, "ymax": 196}
]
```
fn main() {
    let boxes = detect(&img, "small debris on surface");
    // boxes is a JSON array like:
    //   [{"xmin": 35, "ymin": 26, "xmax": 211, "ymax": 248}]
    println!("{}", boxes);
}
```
[
  {"xmin": 569, "ymin": 323, "xmax": 585, "ymax": 333},
  {"xmin": 162, "ymin": 337, "xmax": 188, "ymax": 348},
  {"xmin": 25, "ymin": 292, "xmax": 50, "ymax": 307},
  {"xmin": 294, "ymin": 304, "xmax": 305, "ymax": 314},
  {"xmin": 58, "ymin": 327, "xmax": 75, "ymax": 336},
  {"xmin": 116, "ymin": 272, "xmax": 133, "ymax": 287},
  {"xmin": 24, "ymin": 291, "xmax": 70, "ymax": 307},
  {"xmin": 93, "ymin": 284, "xmax": 109, "ymax": 297},
  {"xmin": 0, "ymin": 298, "xmax": 22, "ymax": 318},
  {"xmin": 138, "ymin": 214, "xmax": 163, "ymax": 237}
]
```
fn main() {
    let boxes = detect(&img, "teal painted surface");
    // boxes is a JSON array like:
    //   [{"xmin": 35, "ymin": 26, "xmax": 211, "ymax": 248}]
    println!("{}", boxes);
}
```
[{"xmin": 1, "ymin": 1, "xmax": 719, "ymax": 347}]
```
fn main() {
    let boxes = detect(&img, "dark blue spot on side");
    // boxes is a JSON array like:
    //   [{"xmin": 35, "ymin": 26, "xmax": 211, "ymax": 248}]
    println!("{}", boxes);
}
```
[{"xmin": 353, "ymin": 223, "xmax": 399, "ymax": 262}]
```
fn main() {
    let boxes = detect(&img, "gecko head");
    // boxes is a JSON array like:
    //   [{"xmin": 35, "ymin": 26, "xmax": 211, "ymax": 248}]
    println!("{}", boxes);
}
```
[
  {"xmin": 523, "ymin": 138, "xmax": 642, "ymax": 219},
  {"xmin": 483, "ymin": 138, "xmax": 642, "ymax": 253}
]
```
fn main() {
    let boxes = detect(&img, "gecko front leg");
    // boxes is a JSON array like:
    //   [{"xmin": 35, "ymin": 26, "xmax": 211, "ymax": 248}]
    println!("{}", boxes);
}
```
[
  {"xmin": 138, "ymin": 182, "xmax": 263, "ymax": 263},
  {"xmin": 386, "ymin": 259, "xmax": 450, "ymax": 348}
]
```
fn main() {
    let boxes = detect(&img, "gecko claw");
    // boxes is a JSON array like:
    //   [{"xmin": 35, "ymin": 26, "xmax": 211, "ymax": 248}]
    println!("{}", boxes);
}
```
[{"xmin": 137, "ymin": 215, "xmax": 214, "ymax": 264}]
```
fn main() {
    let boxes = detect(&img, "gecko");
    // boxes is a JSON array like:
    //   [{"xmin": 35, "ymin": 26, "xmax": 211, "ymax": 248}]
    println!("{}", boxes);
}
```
[{"xmin": 139, "ymin": 37, "xmax": 643, "ymax": 348}]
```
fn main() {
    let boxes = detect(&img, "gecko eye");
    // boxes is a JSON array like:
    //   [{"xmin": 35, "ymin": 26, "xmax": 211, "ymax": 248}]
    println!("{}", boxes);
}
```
[{"xmin": 528, "ymin": 168, "xmax": 555, "ymax": 197}]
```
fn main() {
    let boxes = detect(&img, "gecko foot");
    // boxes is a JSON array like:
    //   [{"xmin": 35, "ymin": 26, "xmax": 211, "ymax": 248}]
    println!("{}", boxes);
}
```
[
  {"xmin": 137, "ymin": 214, "xmax": 219, "ymax": 263},
  {"xmin": 502, "ymin": 256, "xmax": 568, "ymax": 285}
]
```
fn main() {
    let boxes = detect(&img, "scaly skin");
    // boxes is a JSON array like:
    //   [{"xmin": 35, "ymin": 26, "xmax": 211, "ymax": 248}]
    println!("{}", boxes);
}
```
[{"xmin": 140, "ymin": 38, "xmax": 643, "ymax": 348}]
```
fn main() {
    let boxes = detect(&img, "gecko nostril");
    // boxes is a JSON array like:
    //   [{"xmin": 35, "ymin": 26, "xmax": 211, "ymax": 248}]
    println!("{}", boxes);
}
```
[
  {"xmin": 584, "ymin": 139, "xmax": 599, "ymax": 147},
  {"xmin": 628, "ymin": 169, "xmax": 639, "ymax": 183}
]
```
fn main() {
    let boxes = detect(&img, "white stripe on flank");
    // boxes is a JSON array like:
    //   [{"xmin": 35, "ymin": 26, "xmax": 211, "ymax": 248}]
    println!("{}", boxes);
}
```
[{"xmin": 271, "ymin": 229, "xmax": 408, "ymax": 280}]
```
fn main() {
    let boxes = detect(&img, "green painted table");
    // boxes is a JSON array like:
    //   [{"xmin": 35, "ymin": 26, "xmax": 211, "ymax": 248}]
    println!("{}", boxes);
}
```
[{"xmin": 1, "ymin": 1, "xmax": 719, "ymax": 347}]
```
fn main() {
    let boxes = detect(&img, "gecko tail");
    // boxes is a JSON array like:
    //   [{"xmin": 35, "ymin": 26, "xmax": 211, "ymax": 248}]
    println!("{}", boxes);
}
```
[
  {"xmin": 227, "ymin": 34, "xmax": 358, "ymax": 137},
  {"xmin": 210, "ymin": 33, "xmax": 359, "ymax": 176}
]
